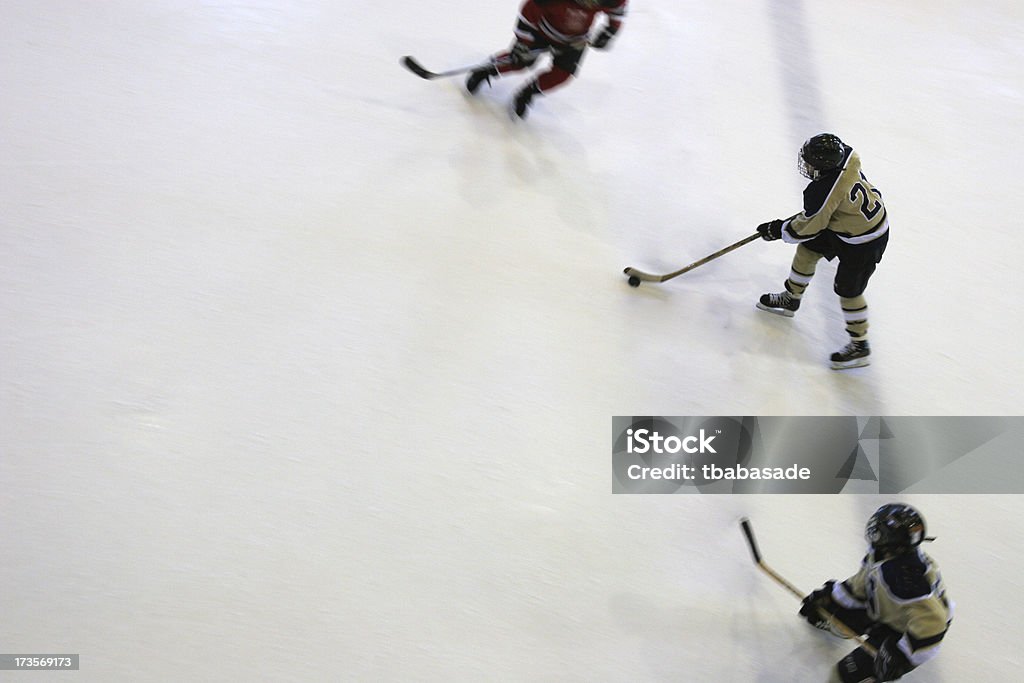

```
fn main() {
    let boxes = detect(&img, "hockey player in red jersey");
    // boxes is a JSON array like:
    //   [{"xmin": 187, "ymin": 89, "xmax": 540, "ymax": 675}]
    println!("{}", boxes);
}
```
[
  {"xmin": 466, "ymin": 0, "xmax": 628, "ymax": 119},
  {"xmin": 801, "ymin": 504, "xmax": 952, "ymax": 682}
]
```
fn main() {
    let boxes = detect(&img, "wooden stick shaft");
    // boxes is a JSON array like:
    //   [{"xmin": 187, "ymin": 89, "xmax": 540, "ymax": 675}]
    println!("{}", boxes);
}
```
[
  {"xmin": 623, "ymin": 232, "xmax": 760, "ymax": 283},
  {"xmin": 658, "ymin": 232, "xmax": 761, "ymax": 281},
  {"xmin": 739, "ymin": 518, "xmax": 878, "ymax": 656}
]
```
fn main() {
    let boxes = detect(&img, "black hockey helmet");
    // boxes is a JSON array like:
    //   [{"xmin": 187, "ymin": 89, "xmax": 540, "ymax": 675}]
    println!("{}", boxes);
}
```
[
  {"xmin": 866, "ymin": 503, "xmax": 934, "ymax": 554},
  {"xmin": 798, "ymin": 133, "xmax": 846, "ymax": 180}
]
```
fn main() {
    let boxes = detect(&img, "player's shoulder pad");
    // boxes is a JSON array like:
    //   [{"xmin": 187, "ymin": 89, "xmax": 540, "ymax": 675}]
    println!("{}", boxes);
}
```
[{"xmin": 879, "ymin": 552, "xmax": 932, "ymax": 601}]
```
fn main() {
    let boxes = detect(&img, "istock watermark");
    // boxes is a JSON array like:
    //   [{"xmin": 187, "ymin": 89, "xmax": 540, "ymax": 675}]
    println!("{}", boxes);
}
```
[
  {"xmin": 625, "ymin": 427, "xmax": 718, "ymax": 454},
  {"xmin": 612, "ymin": 416, "xmax": 1024, "ymax": 494}
]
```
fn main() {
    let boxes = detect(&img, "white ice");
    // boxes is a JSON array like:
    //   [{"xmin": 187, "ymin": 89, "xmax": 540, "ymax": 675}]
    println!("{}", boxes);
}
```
[{"xmin": 2, "ymin": 0, "xmax": 1023, "ymax": 680}]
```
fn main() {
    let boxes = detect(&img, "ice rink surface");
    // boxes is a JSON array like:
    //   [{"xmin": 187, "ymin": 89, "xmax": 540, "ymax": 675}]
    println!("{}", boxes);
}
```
[{"xmin": 3, "ymin": 0, "xmax": 1024, "ymax": 680}]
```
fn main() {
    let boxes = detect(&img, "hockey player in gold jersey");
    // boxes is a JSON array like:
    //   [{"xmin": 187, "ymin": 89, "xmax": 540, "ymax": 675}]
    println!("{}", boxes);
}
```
[
  {"xmin": 756, "ymin": 133, "xmax": 889, "ymax": 369},
  {"xmin": 800, "ymin": 504, "xmax": 952, "ymax": 682}
]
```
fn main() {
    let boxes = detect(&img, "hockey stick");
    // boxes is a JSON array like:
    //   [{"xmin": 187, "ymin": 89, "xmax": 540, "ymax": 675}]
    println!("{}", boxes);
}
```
[
  {"xmin": 739, "ymin": 518, "xmax": 877, "ymax": 655},
  {"xmin": 623, "ymin": 232, "xmax": 761, "ymax": 284},
  {"xmin": 401, "ymin": 51, "xmax": 542, "ymax": 80},
  {"xmin": 401, "ymin": 56, "xmax": 481, "ymax": 80}
]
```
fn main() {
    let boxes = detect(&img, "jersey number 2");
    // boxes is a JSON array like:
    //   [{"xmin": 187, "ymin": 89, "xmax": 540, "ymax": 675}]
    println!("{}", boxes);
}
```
[{"xmin": 850, "ymin": 182, "xmax": 883, "ymax": 220}]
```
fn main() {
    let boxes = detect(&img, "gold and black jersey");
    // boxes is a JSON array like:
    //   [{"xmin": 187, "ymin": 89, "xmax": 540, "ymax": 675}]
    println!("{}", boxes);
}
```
[
  {"xmin": 832, "ymin": 548, "xmax": 952, "ymax": 667},
  {"xmin": 782, "ymin": 148, "xmax": 889, "ymax": 246}
]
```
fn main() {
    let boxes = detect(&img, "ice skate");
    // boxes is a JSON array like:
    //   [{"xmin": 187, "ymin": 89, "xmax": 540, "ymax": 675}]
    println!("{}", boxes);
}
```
[
  {"xmin": 756, "ymin": 291, "xmax": 800, "ymax": 317},
  {"xmin": 830, "ymin": 339, "xmax": 870, "ymax": 370},
  {"xmin": 466, "ymin": 65, "xmax": 498, "ymax": 95},
  {"xmin": 510, "ymin": 83, "xmax": 539, "ymax": 119}
]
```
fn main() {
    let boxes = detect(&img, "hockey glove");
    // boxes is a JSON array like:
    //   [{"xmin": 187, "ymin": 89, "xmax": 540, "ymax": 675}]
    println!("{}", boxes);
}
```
[
  {"xmin": 757, "ymin": 219, "xmax": 784, "ymax": 241},
  {"xmin": 591, "ymin": 26, "xmax": 617, "ymax": 50},
  {"xmin": 799, "ymin": 581, "xmax": 836, "ymax": 630},
  {"xmin": 509, "ymin": 41, "xmax": 535, "ymax": 67},
  {"xmin": 874, "ymin": 636, "xmax": 914, "ymax": 682}
]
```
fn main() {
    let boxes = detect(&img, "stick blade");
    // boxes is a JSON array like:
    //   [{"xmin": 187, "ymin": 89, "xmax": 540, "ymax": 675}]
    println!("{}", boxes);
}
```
[
  {"xmin": 739, "ymin": 518, "xmax": 762, "ymax": 564},
  {"xmin": 622, "ymin": 267, "xmax": 666, "ymax": 283},
  {"xmin": 401, "ymin": 56, "xmax": 436, "ymax": 79}
]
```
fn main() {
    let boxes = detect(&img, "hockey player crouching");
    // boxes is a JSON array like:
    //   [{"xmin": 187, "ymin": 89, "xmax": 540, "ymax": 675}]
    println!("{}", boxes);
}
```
[
  {"xmin": 466, "ymin": 0, "xmax": 627, "ymax": 119},
  {"xmin": 801, "ymin": 504, "xmax": 952, "ymax": 682}
]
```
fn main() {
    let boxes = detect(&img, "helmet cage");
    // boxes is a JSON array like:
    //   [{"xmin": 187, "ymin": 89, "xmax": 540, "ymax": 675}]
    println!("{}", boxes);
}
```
[{"xmin": 797, "ymin": 152, "xmax": 818, "ymax": 180}]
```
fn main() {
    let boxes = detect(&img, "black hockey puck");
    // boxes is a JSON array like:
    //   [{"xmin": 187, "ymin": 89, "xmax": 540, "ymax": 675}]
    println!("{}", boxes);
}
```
[{"xmin": 628, "ymin": 276, "xmax": 641, "ymax": 287}]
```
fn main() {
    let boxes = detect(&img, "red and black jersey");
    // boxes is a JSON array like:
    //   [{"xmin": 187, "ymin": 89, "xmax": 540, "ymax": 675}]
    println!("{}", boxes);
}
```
[{"xmin": 515, "ymin": 0, "xmax": 627, "ymax": 48}]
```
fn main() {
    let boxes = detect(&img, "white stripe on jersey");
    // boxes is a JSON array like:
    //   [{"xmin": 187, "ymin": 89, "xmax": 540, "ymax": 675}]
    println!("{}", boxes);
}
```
[
  {"xmin": 837, "ymin": 219, "xmax": 889, "ymax": 245},
  {"xmin": 539, "ymin": 17, "xmax": 588, "ymax": 44},
  {"xmin": 831, "ymin": 581, "xmax": 867, "ymax": 610},
  {"xmin": 517, "ymin": 12, "xmax": 539, "ymax": 30}
]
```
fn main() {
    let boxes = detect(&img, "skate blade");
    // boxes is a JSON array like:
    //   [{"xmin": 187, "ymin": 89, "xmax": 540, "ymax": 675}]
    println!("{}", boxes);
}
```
[
  {"xmin": 830, "ymin": 357, "xmax": 870, "ymax": 370},
  {"xmin": 755, "ymin": 302, "xmax": 796, "ymax": 318}
]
